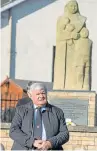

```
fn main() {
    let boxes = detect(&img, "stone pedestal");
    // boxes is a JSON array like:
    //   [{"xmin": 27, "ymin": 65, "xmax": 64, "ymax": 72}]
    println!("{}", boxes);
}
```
[{"xmin": 48, "ymin": 91, "xmax": 96, "ymax": 126}]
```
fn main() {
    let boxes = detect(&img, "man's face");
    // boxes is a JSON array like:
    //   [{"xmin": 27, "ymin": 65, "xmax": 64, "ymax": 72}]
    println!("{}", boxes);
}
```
[{"xmin": 29, "ymin": 89, "xmax": 47, "ymax": 107}]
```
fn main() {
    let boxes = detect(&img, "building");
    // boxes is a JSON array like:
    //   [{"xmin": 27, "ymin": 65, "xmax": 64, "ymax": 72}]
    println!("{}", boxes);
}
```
[
  {"xmin": 1, "ymin": 76, "xmax": 27, "ymax": 109},
  {"xmin": 1, "ymin": 1, "xmax": 97, "ymax": 149},
  {"xmin": 1, "ymin": 0, "xmax": 97, "ymax": 92}
]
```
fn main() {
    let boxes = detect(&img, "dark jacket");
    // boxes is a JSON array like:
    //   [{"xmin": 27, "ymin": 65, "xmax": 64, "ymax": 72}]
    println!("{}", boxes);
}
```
[{"xmin": 9, "ymin": 97, "xmax": 69, "ymax": 150}]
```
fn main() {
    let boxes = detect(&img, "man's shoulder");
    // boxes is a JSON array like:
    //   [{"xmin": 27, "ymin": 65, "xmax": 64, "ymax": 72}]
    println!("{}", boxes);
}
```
[
  {"xmin": 15, "ymin": 98, "xmax": 33, "ymax": 116},
  {"xmin": 16, "ymin": 97, "xmax": 32, "ymax": 107}
]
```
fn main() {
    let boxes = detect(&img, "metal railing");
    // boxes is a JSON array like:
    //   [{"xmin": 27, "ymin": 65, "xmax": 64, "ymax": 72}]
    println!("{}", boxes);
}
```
[{"xmin": 1, "ymin": 94, "xmax": 21, "ymax": 123}]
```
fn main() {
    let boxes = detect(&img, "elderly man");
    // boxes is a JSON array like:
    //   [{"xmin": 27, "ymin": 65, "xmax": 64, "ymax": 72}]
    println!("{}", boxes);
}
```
[{"xmin": 10, "ymin": 82, "xmax": 69, "ymax": 150}]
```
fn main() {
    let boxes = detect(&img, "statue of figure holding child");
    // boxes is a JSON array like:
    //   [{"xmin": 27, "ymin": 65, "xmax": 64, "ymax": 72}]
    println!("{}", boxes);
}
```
[{"xmin": 53, "ymin": 0, "xmax": 92, "ymax": 90}]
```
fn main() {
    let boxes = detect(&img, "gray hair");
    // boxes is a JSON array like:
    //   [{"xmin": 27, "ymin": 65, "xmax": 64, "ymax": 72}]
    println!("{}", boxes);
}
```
[{"xmin": 27, "ymin": 82, "xmax": 47, "ymax": 93}]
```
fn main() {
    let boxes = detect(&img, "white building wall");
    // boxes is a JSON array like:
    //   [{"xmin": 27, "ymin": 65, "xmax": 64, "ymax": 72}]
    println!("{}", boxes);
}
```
[
  {"xmin": 1, "ymin": 0, "xmax": 97, "ymax": 91},
  {"xmin": 1, "ymin": 10, "xmax": 11, "ymax": 80}
]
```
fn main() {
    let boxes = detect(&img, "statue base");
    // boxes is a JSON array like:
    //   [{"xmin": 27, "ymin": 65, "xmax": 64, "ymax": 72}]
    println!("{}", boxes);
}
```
[{"xmin": 48, "ymin": 90, "xmax": 96, "ymax": 126}]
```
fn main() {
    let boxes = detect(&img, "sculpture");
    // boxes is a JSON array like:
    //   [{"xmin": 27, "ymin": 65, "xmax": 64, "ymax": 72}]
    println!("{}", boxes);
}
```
[
  {"xmin": 74, "ymin": 27, "xmax": 92, "ymax": 90},
  {"xmin": 53, "ymin": 0, "xmax": 92, "ymax": 90}
]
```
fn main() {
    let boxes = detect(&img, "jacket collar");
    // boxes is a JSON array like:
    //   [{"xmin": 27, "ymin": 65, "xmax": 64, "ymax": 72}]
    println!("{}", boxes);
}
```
[{"xmin": 22, "ymin": 98, "xmax": 52, "ymax": 112}]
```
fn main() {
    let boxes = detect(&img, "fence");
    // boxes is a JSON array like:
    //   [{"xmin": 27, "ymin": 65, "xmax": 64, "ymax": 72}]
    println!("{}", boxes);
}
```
[{"xmin": 1, "ymin": 93, "xmax": 22, "ymax": 123}]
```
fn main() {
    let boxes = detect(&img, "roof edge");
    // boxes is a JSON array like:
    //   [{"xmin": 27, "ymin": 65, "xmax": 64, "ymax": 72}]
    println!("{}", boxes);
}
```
[
  {"xmin": 0, "ymin": 76, "xmax": 9, "ymax": 86},
  {"xmin": 1, "ymin": 0, "xmax": 26, "ymax": 13}
]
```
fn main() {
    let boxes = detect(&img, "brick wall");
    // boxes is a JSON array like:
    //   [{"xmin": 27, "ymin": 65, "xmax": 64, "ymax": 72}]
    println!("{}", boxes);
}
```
[
  {"xmin": 0, "ymin": 125, "xmax": 97, "ymax": 150},
  {"xmin": 95, "ymin": 95, "xmax": 97, "ymax": 125},
  {"xmin": 63, "ymin": 131, "xmax": 97, "ymax": 150},
  {"xmin": 0, "ymin": 129, "xmax": 13, "ymax": 150}
]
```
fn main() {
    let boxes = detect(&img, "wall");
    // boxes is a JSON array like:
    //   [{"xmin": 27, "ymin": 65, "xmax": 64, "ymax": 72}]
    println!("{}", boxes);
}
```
[
  {"xmin": 0, "ymin": 125, "xmax": 97, "ymax": 150},
  {"xmin": 1, "ymin": 0, "xmax": 97, "ymax": 91},
  {"xmin": 63, "ymin": 126, "xmax": 97, "ymax": 150},
  {"xmin": 48, "ymin": 91, "xmax": 97, "ymax": 126},
  {"xmin": 1, "ymin": 10, "xmax": 11, "ymax": 80}
]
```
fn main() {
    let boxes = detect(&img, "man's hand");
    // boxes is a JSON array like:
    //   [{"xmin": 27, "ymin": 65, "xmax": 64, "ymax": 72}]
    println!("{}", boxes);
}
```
[
  {"xmin": 37, "ymin": 140, "xmax": 52, "ymax": 150},
  {"xmin": 33, "ymin": 140, "xmax": 43, "ymax": 148}
]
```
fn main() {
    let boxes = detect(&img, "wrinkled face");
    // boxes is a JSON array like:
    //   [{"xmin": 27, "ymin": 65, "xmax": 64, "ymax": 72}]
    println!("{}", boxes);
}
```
[
  {"xmin": 67, "ymin": 1, "xmax": 78, "ymax": 14},
  {"xmin": 28, "ymin": 89, "xmax": 47, "ymax": 107}
]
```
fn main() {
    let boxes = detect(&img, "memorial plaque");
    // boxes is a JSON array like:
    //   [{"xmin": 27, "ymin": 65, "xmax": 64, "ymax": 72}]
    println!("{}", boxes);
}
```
[{"xmin": 49, "ymin": 98, "xmax": 88, "ymax": 125}]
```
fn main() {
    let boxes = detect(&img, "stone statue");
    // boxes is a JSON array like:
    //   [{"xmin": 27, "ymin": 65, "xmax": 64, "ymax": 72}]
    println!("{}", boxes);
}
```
[
  {"xmin": 74, "ymin": 27, "xmax": 92, "ymax": 90},
  {"xmin": 53, "ymin": 0, "xmax": 92, "ymax": 90}
]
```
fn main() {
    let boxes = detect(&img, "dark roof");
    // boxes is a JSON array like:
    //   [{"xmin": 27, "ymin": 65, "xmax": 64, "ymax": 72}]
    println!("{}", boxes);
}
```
[
  {"xmin": 12, "ymin": 79, "xmax": 53, "ymax": 91},
  {"xmin": 1, "ymin": 0, "xmax": 18, "ymax": 7},
  {"xmin": 1, "ymin": 77, "xmax": 23, "ymax": 90},
  {"xmin": 1, "ymin": 0, "xmax": 26, "ymax": 12}
]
